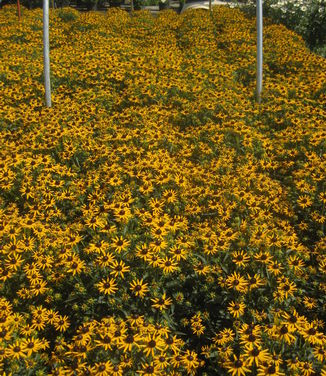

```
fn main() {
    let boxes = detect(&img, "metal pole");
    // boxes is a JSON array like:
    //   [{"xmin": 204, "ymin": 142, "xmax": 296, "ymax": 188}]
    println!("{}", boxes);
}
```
[
  {"xmin": 43, "ymin": 0, "xmax": 52, "ymax": 107},
  {"xmin": 17, "ymin": 0, "xmax": 21, "ymax": 21},
  {"xmin": 256, "ymin": 0, "xmax": 263, "ymax": 103}
]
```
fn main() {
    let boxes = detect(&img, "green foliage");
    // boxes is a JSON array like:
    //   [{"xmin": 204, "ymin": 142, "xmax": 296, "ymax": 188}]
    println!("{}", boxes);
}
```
[
  {"xmin": 240, "ymin": 0, "xmax": 326, "ymax": 53},
  {"xmin": 57, "ymin": 8, "xmax": 78, "ymax": 21},
  {"xmin": 141, "ymin": 0, "xmax": 159, "ymax": 6}
]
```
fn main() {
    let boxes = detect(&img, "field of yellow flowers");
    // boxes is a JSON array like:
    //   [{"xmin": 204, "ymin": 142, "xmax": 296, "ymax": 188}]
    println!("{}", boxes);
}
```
[{"xmin": 0, "ymin": 4, "xmax": 326, "ymax": 375}]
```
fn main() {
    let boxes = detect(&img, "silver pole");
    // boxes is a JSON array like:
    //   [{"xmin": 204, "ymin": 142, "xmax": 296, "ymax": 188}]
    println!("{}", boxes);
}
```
[
  {"xmin": 256, "ymin": 0, "xmax": 263, "ymax": 103},
  {"xmin": 43, "ymin": 0, "xmax": 51, "ymax": 107}
]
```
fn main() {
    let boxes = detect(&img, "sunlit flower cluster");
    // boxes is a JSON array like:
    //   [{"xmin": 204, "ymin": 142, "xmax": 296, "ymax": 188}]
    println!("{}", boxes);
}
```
[{"xmin": 0, "ymin": 4, "xmax": 325, "ymax": 375}]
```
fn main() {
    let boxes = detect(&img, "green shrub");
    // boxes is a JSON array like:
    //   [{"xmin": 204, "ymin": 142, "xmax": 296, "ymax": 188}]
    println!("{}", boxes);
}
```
[{"xmin": 240, "ymin": 0, "xmax": 326, "ymax": 53}]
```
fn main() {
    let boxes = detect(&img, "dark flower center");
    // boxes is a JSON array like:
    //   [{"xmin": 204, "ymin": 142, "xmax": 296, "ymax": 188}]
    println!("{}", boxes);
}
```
[
  {"xmin": 307, "ymin": 328, "xmax": 316, "ymax": 335},
  {"xmin": 148, "ymin": 340, "xmax": 156, "ymax": 348},
  {"xmin": 280, "ymin": 326, "xmax": 288, "ymax": 334},
  {"xmin": 267, "ymin": 365, "xmax": 276, "ymax": 374},
  {"xmin": 125, "ymin": 335, "xmax": 134, "ymax": 343},
  {"xmin": 248, "ymin": 334, "xmax": 256, "ymax": 342},
  {"xmin": 235, "ymin": 360, "xmax": 243, "ymax": 368}
]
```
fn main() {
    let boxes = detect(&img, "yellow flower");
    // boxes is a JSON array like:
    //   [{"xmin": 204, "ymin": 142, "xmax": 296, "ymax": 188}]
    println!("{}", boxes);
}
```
[
  {"xmin": 158, "ymin": 257, "xmax": 179, "ymax": 274},
  {"xmin": 257, "ymin": 362, "xmax": 285, "ymax": 376},
  {"xmin": 67, "ymin": 258, "xmax": 85, "ymax": 276},
  {"xmin": 151, "ymin": 293, "xmax": 173, "ymax": 311},
  {"xmin": 91, "ymin": 361, "xmax": 114, "ymax": 376},
  {"xmin": 53, "ymin": 315, "xmax": 70, "ymax": 333},
  {"xmin": 112, "ymin": 236, "xmax": 131, "ymax": 253},
  {"xmin": 225, "ymin": 354, "xmax": 251, "ymax": 376},
  {"xmin": 117, "ymin": 332, "xmax": 141, "ymax": 352},
  {"xmin": 228, "ymin": 301, "xmax": 246, "ymax": 318},
  {"xmin": 297, "ymin": 195, "xmax": 312, "ymax": 208},
  {"xmin": 226, "ymin": 272, "xmax": 248, "ymax": 292},
  {"xmin": 243, "ymin": 345, "xmax": 271, "ymax": 367},
  {"xmin": 130, "ymin": 278, "xmax": 149, "ymax": 298},
  {"xmin": 141, "ymin": 334, "xmax": 165, "ymax": 357},
  {"xmin": 232, "ymin": 250, "xmax": 250, "ymax": 267},
  {"xmin": 6, "ymin": 340, "xmax": 27, "ymax": 360},
  {"xmin": 110, "ymin": 260, "xmax": 130, "ymax": 279},
  {"xmin": 21, "ymin": 337, "xmax": 43, "ymax": 357},
  {"xmin": 97, "ymin": 277, "xmax": 118, "ymax": 295}
]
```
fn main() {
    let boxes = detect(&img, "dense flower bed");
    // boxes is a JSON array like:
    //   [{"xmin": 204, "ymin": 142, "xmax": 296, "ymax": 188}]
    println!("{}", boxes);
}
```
[{"xmin": 0, "ymin": 5, "xmax": 325, "ymax": 375}]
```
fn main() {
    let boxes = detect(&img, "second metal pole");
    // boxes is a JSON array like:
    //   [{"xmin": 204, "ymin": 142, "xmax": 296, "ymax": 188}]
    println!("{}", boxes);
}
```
[
  {"xmin": 43, "ymin": 0, "xmax": 52, "ymax": 107},
  {"xmin": 256, "ymin": 0, "xmax": 263, "ymax": 104}
]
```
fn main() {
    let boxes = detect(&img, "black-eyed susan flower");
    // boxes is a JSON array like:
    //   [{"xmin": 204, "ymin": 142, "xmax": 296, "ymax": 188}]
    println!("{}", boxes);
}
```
[
  {"xmin": 313, "ymin": 346, "xmax": 326, "ymax": 363},
  {"xmin": 110, "ymin": 260, "xmax": 130, "ymax": 279},
  {"xmin": 254, "ymin": 251, "xmax": 273, "ymax": 264},
  {"xmin": 141, "ymin": 334, "xmax": 165, "ymax": 357},
  {"xmin": 228, "ymin": 301, "xmax": 246, "ymax": 318},
  {"xmin": 151, "ymin": 293, "xmax": 172, "ymax": 311},
  {"xmin": 6, "ymin": 340, "xmax": 27, "ymax": 360},
  {"xmin": 288, "ymin": 254, "xmax": 305, "ymax": 271},
  {"xmin": 149, "ymin": 198, "xmax": 164, "ymax": 213},
  {"xmin": 281, "ymin": 308, "xmax": 305, "ymax": 331},
  {"xmin": 30, "ymin": 279, "xmax": 48, "ymax": 296},
  {"xmin": 114, "ymin": 206, "xmax": 132, "ymax": 223},
  {"xmin": 97, "ymin": 277, "xmax": 118, "ymax": 295},
  {"xmin": 246, "ymin": 273, "xmax": 265, "ymax": 290},
  {"xmin": 243, "ymin": 345, "xmax": 271, "ymax": 367},
  {"xmin": 111, "ymin": 363, "xmax": 124, "ymax": 376},
  {"xmin": 130, "ymin": 278, "xmax": 149, "ymax": 298},
  {"xmin": 117, "ymin": 332, "xmax": 141, "ymax": 352},
  {"xmin": 257, "ymin": 362, "xmax": 285, "ymax": 376},
  {"xmin": 301, "ymin": 322, "xmax": 324, "ymax": 345},
  {"xmin": 31, "ymin": 317, "xmax": 47, "ymax": 331},
  {"xmin": 67, "ymin": 258, "xmax": 85, "ymax": 276},
  {"xmin": 297, "ymin": 195, "xmax": 312, "ymax": 208},
  {"xmin": 169, "ymin": 245, "xmax": 188, "ymax": 261},
  {"xmin": 112, "ymin": 236, "xmax": 131, "ymax": 253},
  {"xmin": 154, "ymin": 353, "xmax": 170, "ymax": 369},
  {"xmin": 181, "ymin": 349, "xmax": 200, "ymax": 373},
  {"xmin": 21, "ymin": 337, "xmax": 43, "ymax": 357},
  {"xmin": 303, "ymin": 297, "xmax": 317, "ymax": 310},
  {"xmin": 240, "ymin": 330, "xmax": 262, "ymax": 349},
  {"xmin": 267, "ymin": 261, "xmax": 283, "ymax": 276},
  {"xmin": 226, "ymin": 272, "xmax": 248, "ymax": 292},
  {"xmin": 163, "ymin": 189, "xmax": 177, "ymax": 204},
  {"xmin": 298, "ymin": 361, "xmax": 315, "ymax": 376},
  {"xmin": 278, "ymin": 280, "xmax": 297, "ymax": 300},
  {"xmin": 95, "ymin": 333, "xmax": 113, "ymax": 351},
  {"xmin": 96, "ymin": 252, "xmax": 115, "ymax": 267},
  {"xmin": 193, "ymin": 262, "xmax": 211, "ymax": 276},
  {"xmin": 53, "ymin": 315, "xmax": 70, "ymax": 333},
  {"xmin": 5, "ymin": 252, "xmax": 23, "ymax": 272},
  {"xmin": 225, "ymin": 354, "xmax": 251, "ymax": 376},
  {"xmin": 274, "ymin": 323, "xmax": 296, "ymax": 345},
  {"xmin": 137, "ymin": 362, "xmax": 160, "ymax": 375},
  {"xmin": 286, "ymin": 356, "xmax": 300, "ymax": 372},
  {"xmin": 163, "ymin": 335, "xmax": 184, "ymax": 354},
  {"xmin": 232, "ymin": 250, "xmax": 250, "ymax": 267},
  {"xmin": 91, "ymin": 361, "xmax": 113, "ymax": 376},
  {"xmin": 158, "ymin": 257, "xmax": 179, "ymax": 274}
]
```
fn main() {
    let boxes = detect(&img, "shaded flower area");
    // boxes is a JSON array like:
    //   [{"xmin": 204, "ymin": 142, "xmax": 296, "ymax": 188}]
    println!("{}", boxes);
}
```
[{"xmin": 0, "ymin": 4, "xmax": 326, "ymax": 375}]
